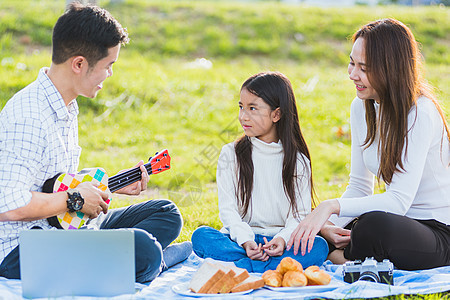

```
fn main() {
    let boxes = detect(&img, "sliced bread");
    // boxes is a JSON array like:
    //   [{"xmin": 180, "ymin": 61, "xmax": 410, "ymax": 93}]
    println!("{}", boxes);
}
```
[
  {"xmin": 218, "ymin": 266, "xmax": 250, "ymax": 293},
  {"xmin": 206, "ymin": 268, "xmax": 236, "ymax": 294},
  {"xmin": 230, "ymin": 275, "xmax": 265, "ymax": 293},
  {"xmin": 230, "ymin": 265, "xmax": 250, "ymax": 284},
  {"xmin": 189, "ymin": 262, "xmax": 226, "ymax": 293}
]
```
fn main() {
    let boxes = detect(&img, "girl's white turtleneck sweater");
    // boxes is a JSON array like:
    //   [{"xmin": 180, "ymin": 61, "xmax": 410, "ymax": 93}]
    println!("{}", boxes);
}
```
[{"xmin": 217, "ymin": 137, "xmax": 312, "ymax": 247}]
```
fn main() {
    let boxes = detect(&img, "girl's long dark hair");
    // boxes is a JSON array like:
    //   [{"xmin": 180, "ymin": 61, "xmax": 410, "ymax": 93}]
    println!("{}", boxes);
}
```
[
  {"xmin": 235, "ymin": 72, "xmax": 315, "ymax": 219},
  {"xmin": 354, "ymin": 18, "xmax": 450, "ymax": 184}
]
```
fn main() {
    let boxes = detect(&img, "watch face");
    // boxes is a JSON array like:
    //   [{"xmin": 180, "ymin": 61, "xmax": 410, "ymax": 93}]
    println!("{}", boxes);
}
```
[
  {"xmin": 68, "ymin": 190, "xmax": 84, "ymax": 212},
  {"xmin": 73, "ymin": 200, "xmax": 83, "ymax": 211}
]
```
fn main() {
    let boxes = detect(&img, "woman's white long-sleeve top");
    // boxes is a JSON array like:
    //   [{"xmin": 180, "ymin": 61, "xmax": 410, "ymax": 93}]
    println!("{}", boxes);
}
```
[{"xmin": 329, "ymin": 96, "xmax": 450, "ymax": 227}]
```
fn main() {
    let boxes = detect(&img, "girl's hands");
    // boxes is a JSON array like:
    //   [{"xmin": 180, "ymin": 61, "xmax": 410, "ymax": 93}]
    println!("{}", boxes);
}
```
[
  {"xmin": 261, "ymin": 236, "xmax": 285, "ymax": 256},
  {"xmin": 243, "ymin": 237, "xmax": 286, "ymax": 260},
  {"xmin": 287, "ymin": 199, "xmax": 340, "ymax": 256},
  {"xmin": 242, "ymin": 241, "xmax": 269, "ymax": 261}
]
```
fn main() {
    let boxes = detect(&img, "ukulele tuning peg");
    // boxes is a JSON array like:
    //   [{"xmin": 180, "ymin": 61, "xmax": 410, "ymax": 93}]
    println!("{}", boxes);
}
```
[
  {"xmin": 155, "ymin": 152, "xmax": 159, "ymax": 155},
  {"xmin": 156, "ymin": 159, "xmax": 160, "ymax": 162},
  {"xmin": 158, "ymin": 168, "xmax": 162, "ymax": 171},
  {"xmin": 163, "ymin": 153, "xmax": 167, "ymax": 157},
  {"xmin": 148, "ymin": 156, "xmax": 153, "ymax": 162},
  {"xmin": 165, "ymin": 165, "xmax": 169, "ymax": 168}
]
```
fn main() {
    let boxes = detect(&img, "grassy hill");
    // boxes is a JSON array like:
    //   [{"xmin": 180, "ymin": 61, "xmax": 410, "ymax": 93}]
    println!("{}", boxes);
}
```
[
  {"xmin": 1, "ymin": 1, "xmax": 449, "ymax": 63},
  {"xmin": 0, "ymin": 0, "xmax": 449, "ymax": 249}
]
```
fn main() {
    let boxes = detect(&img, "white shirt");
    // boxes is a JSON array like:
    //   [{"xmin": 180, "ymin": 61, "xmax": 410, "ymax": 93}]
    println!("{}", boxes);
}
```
[
  {"xmin": 329, "ymin": 97, "xmax": 450, "ymax": 227},
  {"xmin": 217, "ymin": 137, "xmax": 311, "ymax": 246},
  {"xmin": 0, "ymin": 68, "xmax": 80, "ymax": 262}
]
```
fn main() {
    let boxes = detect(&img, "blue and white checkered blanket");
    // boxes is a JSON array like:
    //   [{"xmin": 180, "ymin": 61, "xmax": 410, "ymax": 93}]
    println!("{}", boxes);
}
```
[{"xmin": 1, "ymin": 253, "xmax": 448, "ymax": 299}]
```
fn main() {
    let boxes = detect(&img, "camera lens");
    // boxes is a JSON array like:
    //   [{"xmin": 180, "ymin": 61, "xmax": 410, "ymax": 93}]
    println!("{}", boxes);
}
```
[{"xmin": 359, "ymin": 271, "xmax": 380, "ymax": 283}]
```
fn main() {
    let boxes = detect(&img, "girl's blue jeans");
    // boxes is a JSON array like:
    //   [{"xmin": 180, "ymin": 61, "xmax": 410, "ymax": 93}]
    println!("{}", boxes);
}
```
[{"xmin": 192, "ymin": 226, "xmax": 328, "ymax": 273}]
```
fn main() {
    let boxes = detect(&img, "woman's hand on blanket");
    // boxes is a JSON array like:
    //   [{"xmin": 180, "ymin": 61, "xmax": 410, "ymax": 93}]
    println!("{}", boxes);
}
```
[
  {"xmin": 261, "ymin": 237, "xmax": 285, "ymax": 256},
  {"xmin": 243, "ymin": 240, "xmax": 269, "ymax": 261},
  {"xmin": 320, "ymin": 223, "xmax": 351, "ymax": 249},
  {"xmin": 287, "ymin": 199, "xmax": 340, "ymax": 256}
]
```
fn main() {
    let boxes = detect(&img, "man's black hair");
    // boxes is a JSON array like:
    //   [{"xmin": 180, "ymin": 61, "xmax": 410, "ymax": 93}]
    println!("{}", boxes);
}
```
[{"xmin": 52, "ymin": 2, "xmax": 129, "ymax": 67}]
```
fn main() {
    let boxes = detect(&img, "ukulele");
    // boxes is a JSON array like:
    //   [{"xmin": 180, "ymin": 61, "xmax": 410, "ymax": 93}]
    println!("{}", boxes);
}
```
[{"xmin": 43, "ymin": 149, "xmax": 171, "ymax": 230}]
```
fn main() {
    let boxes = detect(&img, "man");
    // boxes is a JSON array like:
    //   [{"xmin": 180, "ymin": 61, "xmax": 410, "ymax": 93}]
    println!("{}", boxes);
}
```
[{"xmin": 0, "ymin": 3, "xmax": 191, "ymax": 283}]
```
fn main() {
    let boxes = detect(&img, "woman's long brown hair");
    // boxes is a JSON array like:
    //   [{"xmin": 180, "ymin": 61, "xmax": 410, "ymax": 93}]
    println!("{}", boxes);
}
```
[
  {"xmin": 353, "ymin": 18, "xmax": 450, "ymax": 185},
  {"xmin": 235, "ymin": 72, "xmax": 315, "ymax": 219}
]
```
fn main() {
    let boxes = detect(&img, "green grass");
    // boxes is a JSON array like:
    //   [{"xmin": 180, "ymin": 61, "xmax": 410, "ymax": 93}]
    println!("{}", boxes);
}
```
[{"xmin": 0, "ymin": 1, "xmax": 449, "ymax": 298}]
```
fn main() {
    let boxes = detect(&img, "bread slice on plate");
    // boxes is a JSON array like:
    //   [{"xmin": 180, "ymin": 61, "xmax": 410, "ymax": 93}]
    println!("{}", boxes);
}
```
[
  {"xmin": 230, "ymin": 275, "xmax": 265, "ymax": 293},
  {"xmin": 218, "ymin": 265, "xmax": 250, "ymax": 293},
  {"xmin": 207, "ymin": 268, "xmax": 236, "ymax": 294},
  {"xmin": 189, "ymin": 262, "xmax": 226, "ymax": 293},
  {"xmin": 230, "ymin": 265, "xmax": 250, "ymax": 284}
]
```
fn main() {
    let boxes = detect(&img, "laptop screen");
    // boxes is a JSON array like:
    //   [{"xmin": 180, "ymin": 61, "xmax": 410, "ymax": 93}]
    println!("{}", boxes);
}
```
[{"xmin": 20, "ymin": 229, "xmax": 135, "ymax": 298}]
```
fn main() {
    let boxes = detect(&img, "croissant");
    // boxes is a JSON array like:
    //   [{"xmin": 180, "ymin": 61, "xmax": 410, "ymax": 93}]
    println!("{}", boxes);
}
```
[
  {"xmin": 304, "ymin": 266, "xmax": 331, "ymax": 286},
  {"xmin": 276, "ymin": 257, "xmax": 303, "ymax": 275},
  {"xmin": 262, "ymin": 270, "xmax": 282, "ymax": 287},
  {"xmin": 282, "ymin": 270, "xmax": 307, "ymax": 287}
]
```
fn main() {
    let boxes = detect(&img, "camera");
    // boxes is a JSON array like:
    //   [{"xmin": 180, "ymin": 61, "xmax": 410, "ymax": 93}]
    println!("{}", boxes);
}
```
[{"xmin": 343, "ymin": 257, "xmax": 394, "ymax": 285}]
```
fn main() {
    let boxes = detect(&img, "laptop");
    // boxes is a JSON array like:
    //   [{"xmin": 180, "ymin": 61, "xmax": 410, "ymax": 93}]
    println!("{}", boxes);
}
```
[{"xmin": 19, "ymin": 229, "xmax": 135, "ymax": 298}]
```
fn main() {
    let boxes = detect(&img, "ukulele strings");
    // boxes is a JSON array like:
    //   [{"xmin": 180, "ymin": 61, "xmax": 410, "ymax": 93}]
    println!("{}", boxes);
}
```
[{"xmin": 108, "ymin": 163, "xmax": 153, "ymax": 193}]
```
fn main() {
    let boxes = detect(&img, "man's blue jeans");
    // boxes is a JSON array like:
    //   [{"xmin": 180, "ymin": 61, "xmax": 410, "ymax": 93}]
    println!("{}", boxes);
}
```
[
  {"xmin": 0, "ymin": 199, "xmax": 183, "ymax": 283},
  {"xmin": 192, "ymin": 226, "xmax": 328, "ymax": 273}
]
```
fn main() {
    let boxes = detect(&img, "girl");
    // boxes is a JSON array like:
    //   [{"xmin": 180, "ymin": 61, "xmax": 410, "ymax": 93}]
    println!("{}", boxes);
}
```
[
  {"xmin": 288, "ymin": 19, "xmax": 450, "ymax": 271},
  {"xmin": 192, "ymin": 72, "xmax": 328, "ymax": 273}
]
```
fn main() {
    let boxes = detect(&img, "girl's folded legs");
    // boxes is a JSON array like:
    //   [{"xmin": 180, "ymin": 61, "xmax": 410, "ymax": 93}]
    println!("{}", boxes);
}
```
[{"xmin": 192, "ymin": 226, "xmax": 328, "ymax": 273}]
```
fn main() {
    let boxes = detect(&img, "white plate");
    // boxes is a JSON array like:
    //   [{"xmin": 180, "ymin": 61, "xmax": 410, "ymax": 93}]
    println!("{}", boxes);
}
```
[
  {"xmin": 172, "ymin": 282, "xmax": 254, "ymax": 297},
  {"xmin": 264, "ymin": 283, "xmax": 343, "ymax": 293}
]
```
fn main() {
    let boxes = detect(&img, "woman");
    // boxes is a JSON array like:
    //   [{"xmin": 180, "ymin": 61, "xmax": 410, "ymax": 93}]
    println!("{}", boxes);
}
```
[{"xmin": 287, "ymin": 18, "xmax": 449, "ymax": 270}]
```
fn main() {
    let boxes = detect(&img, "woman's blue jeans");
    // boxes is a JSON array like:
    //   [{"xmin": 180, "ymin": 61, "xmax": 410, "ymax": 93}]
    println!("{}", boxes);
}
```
[
  {"xmin": 191, "ymin": 226, "xmax": 328, "ymax": 273},
  {"xmin": 0, "ymin": 199, "xmax": 183, "ymax": 284}
]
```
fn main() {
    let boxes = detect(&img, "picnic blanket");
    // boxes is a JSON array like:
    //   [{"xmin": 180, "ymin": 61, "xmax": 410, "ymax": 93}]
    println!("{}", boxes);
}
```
[{"xmin": 0, "ymin": 253, "xmax": 448, "ymax": 299}]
